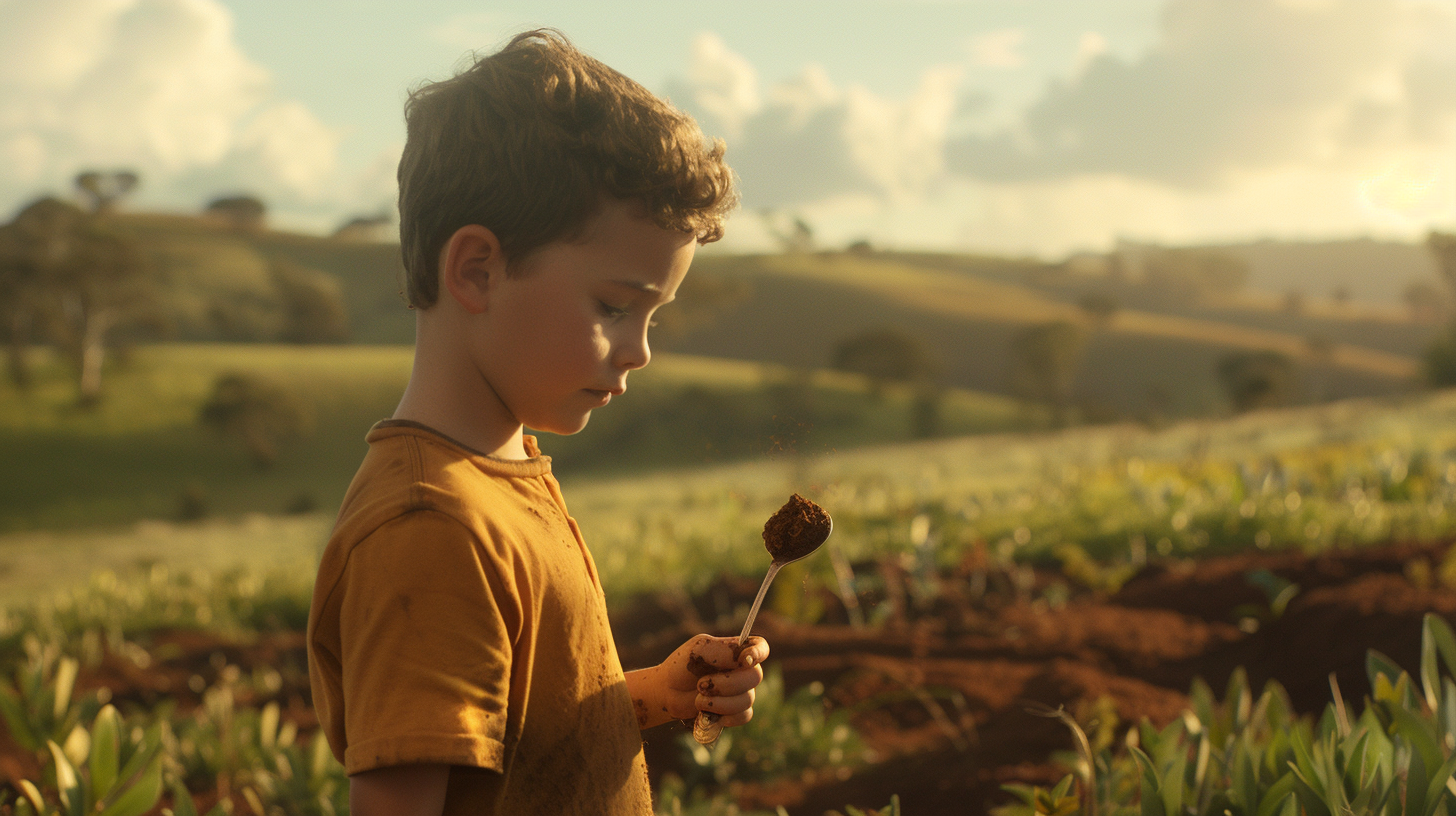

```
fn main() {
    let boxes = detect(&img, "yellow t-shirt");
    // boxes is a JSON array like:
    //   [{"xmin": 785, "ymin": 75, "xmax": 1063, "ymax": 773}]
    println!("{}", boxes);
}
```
[{"xmin": 307, "ymin": 420, "xmax": 652, "ymax": 815}]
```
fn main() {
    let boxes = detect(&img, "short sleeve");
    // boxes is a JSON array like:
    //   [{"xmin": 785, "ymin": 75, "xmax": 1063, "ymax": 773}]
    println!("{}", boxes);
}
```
[{"xmin": 337, "ymin": 510, "xmax": 516, "ymax": 775}]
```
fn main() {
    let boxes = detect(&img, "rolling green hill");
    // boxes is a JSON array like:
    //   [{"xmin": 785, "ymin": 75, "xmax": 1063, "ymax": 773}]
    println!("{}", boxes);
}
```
[{"xmin": 102, "ymin": 213, "xmax": 1438, "ymax": 421}]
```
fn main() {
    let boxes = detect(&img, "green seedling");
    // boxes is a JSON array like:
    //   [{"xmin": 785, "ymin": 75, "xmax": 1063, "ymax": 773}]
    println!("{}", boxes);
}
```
[
  {"xmin": 0, "ymin": 637, "xmax": 102, "ymax": 757},
  {"xmin": 7, "ymin": 705, "xmax": 165, "ymax": 816}
]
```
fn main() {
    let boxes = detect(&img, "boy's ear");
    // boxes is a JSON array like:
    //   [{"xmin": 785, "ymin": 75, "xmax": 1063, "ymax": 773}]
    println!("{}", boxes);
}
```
[{"xmin": 440, "ymin": 224, "xmax": 506, "ymax": 314}]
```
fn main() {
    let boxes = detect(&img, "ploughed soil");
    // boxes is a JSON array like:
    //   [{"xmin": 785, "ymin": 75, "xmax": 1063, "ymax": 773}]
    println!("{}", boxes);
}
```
[
  {"xmin": 614, "ymin": 539, "xmax": 1456, "ymax": 815},
  {"xmin": 2, "ymin": 540, "xmax": 1453, "ymax": 815}
]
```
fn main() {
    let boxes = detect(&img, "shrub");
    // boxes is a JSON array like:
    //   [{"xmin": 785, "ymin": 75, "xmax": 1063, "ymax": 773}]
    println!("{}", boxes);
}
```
[{"xmin": 198, "ymin": 372, "xmax": 313, "ymax": 468}]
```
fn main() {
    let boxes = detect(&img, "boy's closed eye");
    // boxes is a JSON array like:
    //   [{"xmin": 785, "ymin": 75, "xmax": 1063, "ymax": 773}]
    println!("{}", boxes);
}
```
[
  {"xmin": 597, "ymin": 300, "xmax": 630, "ymax": 319},
  {"xmin": 597, "ymin": 299, "xmax": 663, "ymax": 328}
]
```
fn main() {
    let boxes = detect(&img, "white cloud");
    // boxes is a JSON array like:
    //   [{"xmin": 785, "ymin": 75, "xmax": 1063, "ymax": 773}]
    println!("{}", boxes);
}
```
[
  {"xmin": 675, "ymin": 33, "xmax": 760, "ymax": 140},
  {"xmin": 0, "ymin": 0, "xmax": 341, "ymax": 219},
  {"xmin": 670, "ymin": 34, "xmax": 961, "ymax": 209},
  {"xmin": 947, "ymin": 0, "xmax": 1456, "ymax": 187},
  {"xmin": 969, "ymin": 28, "xmax": 1027, "ymax": 69}
]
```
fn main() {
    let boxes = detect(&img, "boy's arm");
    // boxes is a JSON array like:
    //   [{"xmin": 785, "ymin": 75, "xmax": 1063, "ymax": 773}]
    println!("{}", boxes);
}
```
[
  {"xmin": 625, "ymin": 635, "xmax": 770, "ymax": 730},
  {"xmin": 350, "ymin": 763, "xmax": 451, "ymax": 816}
]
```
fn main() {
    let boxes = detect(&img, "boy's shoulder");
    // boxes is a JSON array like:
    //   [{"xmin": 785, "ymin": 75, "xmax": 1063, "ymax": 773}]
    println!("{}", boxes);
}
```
[{"xmin": 323, "ymin": 421, "xmax": 560, "ymax": 562}]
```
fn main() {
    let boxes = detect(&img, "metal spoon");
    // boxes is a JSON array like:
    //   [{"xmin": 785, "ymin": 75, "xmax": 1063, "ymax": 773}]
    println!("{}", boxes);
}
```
[{"xmin": 692, "ymin": 495, "xmax": 833, "ymax": 745}]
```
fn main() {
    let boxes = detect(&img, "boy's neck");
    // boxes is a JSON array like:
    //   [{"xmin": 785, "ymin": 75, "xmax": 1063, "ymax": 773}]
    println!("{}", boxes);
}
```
[{"xmin": 392, "ymin": 311, "xmax": 531, "ymax": 460}]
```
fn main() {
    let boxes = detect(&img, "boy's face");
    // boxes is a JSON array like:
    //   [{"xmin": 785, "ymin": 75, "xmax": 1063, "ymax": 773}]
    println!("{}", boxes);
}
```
[{"xmin": 470, "ymin": 199, "xmax": 696, "ymax": 436}]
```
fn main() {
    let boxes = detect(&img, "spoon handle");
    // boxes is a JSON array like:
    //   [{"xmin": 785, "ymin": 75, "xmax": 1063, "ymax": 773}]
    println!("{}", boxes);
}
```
[{"xmin": 693, "ymin": 562, "xmax": 784, "ymax": 745}]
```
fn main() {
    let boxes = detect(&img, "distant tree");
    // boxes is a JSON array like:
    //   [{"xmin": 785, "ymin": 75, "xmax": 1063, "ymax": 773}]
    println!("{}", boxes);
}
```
[
  {"xmin": 1009, "ymin": 320, "xmax": 1087, "ymax": 426},
  {"xmin": 1404, "ymin": 280, "xmax": 1446, "ymax": 323},
  {"xmin": 1429, "ymin": 231, "xmax": 1456, "ymax": 293},
  {"xmin": 1422, "ymin": 233, "xmax": 1456, "ymax": 387},
  {"xmin": 1424, "ymin": 324, "xmax": 1456, "ymax": 388},
  {"xmin": 0, "ymin": 197, "xmax": 150, "ymax": 403},
  {"xmin": 831, "ymin": 328, "xmax": 937, "ymax": 398},
  {"xmin": 332, "ymin": 213, "xmax": 393, "ymax": 241},
  {"xmin": 205, "ymin": 195, "xmax": 266, "ymax": 230},
  {"xmin": 1217, "ymin": 350, "xmax": 1295, "ymax": 413},
  {"xmin": 74, "ymin": 170, "xmax": 139, "ymax": 214},
  {"xmin": 270, "ymin": 259, "xmax": 350, "ymax": 343},
  {"xmin": 846, "ymin": 239, "xmax": 874, "ymax": 255},
  {"xmin": 758, "ymin": 209, "xmax": 815, "ymax": 253},
  {"xmin": 0, "ymin": 215, "xmax": 58, "ymax": 389},
  {"xmin": 1075, "ymin": 291, "xmax": 1119, "ymax": 326},
  {"xmin": 1330, "ymin": 286, "xmax": 1351, "ymax": 307},
  {"xmin": 199, "ymin": 372, "xmax": 313, "ymax": 468},
  {"xmin": 1139, "ymin": 248, "xmax": 1249, "ymax": 305}
]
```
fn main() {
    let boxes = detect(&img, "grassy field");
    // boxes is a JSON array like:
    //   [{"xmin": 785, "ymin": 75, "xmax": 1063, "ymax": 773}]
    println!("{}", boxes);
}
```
[
  {"xmin": 6, "ymin": 365, "xmax": 1456, "ymax": 603},
  {"xmin": 0, "ymin": 343, "xmax": 1032, "ymax": 532}
]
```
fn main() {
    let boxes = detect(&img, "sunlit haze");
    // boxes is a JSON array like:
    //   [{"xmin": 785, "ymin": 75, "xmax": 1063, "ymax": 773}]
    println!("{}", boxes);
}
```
[{"xmin": 3, "ymin": 0, "xmax": 1455, "ymax": 256}]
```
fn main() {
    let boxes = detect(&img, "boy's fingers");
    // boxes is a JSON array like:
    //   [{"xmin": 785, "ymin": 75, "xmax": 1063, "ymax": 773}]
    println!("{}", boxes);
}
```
[
  {"xmin": 695, "ymin": 688, "xmax": 754, "ymax": 717},
  {"xmin": 717, "ymin": 708, "xmax": 754, "ymax": 728},
  {"xmin": 695, "ymin": 663, "xmax": 763, "ymax": 697},
  {"xmin": 740, "ymin": 636, "xmax": 769, "ymax": 668}
]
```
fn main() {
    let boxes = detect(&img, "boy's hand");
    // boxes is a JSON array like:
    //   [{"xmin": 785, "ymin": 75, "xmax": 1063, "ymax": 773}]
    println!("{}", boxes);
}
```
[{"xmin": 624, "ymin": 634, "xmax": 769, "ymax": 731}]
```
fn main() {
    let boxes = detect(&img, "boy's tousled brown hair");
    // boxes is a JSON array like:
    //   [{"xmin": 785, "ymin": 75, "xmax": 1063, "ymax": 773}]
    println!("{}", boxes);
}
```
[{"xmin": 398, "ymin": 29, "xmax": 737, "ymax": 307}]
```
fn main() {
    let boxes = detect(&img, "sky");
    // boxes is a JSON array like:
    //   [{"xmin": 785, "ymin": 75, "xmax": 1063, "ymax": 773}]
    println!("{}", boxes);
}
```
[{"xmin": 2, "ymin": 0, "xmax": 1455, "ymax": 257}]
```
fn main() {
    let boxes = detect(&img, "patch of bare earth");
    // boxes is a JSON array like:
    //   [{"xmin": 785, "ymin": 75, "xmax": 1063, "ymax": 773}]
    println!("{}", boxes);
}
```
[{"xmin": 617, "ymin": 540, "xmax": 1456, "ymax": 815}]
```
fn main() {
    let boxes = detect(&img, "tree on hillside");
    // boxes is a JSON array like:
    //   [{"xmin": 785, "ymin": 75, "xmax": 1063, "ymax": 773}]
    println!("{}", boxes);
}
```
[
  {"xmin": 270, "ymin": 259, "xmax": 350, "ymax": 343},
  {"xmin": 1217, "ymin": 350, "xmax": 1295, "ymax": 413},
  {"xmin": 1009, "ymin": 320, "xmax": 1087, "ymax": 427},
  {"xmin": 1139, "ymin": 248, "xmax": 1249, "ymax": 306},
  {"xmin": 1404, "ymin": 280, "xmax": 1446, "ymax": 323},
  {"xmin": 831, "ymin": 328, "xmax": 937, "ymax": 398},
  {"xmin": 74, "ymin": 170, "xmax": 139, "ymax": 214},
  {"xmin": 50, "ymin": 216, "xmax": 151, "ymax": 405},
  {"xmin": 1075, "ymin": 291, "xmax": 1119, "ymax": 326},
  {"xmin": 758, "ymin": 209, "xmax": 815, "ymax": 253},
  {"xmin": 205, "ymin": 195, "xmax": 266, "ymax": 230},
  {"xmin": 1, "ymin": 197, "xmax": 153, "ymax": 403},
  {"xmin": 1430, "ymin": 232, "xmax": 1456, "ymax": 291},
  {"xmin": 1421, "ymin": 233, "xmax": 1456, "ymax": 388},
  {"xmin": 199, "ymin": 372, "xmax": 313, "ymax": 468},
  {"xmin": 0, "ymin": 217, "xmax": 58, "ymax": 389}
]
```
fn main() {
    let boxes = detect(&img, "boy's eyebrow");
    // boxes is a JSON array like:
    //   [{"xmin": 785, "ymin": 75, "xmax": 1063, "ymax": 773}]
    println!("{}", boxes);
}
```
[{"xmin": 607, "ymin": 279, "xmax": 675, "ymax": 302}]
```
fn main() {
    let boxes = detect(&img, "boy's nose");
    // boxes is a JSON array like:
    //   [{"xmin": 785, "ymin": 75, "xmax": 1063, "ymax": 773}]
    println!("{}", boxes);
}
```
[{"xmin": 614, "ymin": 331, "xmax": 651, "ymax": 371}]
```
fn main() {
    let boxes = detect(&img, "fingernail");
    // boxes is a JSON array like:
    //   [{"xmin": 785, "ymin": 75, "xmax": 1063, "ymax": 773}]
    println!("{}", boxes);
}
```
[{"xmin": 742, "ymin": 654, "xmax": 756, "ymax": 668}]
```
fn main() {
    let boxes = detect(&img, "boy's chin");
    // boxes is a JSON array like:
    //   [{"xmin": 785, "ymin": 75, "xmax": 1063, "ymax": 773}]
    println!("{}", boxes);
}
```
[{"xmin": 529, "ymin": 412, "xmax": 593, "ymax": 437}]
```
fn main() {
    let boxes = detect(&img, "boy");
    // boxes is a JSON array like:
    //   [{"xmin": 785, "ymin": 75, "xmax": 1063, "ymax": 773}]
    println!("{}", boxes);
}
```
[{"xmin": 306, "ymin": 30, "xmax": 768, "ymax": 815}]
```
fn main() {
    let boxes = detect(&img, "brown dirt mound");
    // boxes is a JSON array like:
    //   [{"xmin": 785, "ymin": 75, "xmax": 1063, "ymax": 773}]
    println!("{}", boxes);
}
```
[{"xmin": 619, "ymin": 540, "xmax": 1456, "ymax": 815}]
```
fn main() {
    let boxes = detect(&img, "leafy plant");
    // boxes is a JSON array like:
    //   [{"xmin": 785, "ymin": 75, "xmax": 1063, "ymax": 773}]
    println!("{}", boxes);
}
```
[
  {"xmin": 680, "ymin": 666, "xmax": 869, "ymax": 786},
  {"xmin": 171, "ymin": 677, "xmax": 347, "ymax": 816},
  {"xmin": 7, "ymin": 705, "xmax": 165, "ymax": 816},
  {"xmin": 0, "ymin": 637, "xmax": 102, "ymax": 755},
  {"xmin": 995, "ymin": 615, "xmax": 1456, "ymax": 816}
]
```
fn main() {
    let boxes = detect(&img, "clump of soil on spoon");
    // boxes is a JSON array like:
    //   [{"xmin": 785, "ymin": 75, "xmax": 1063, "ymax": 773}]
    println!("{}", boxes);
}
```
[{"xmin": 763, "ymin": 493, "xmax": 832, "ymax": 563}]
